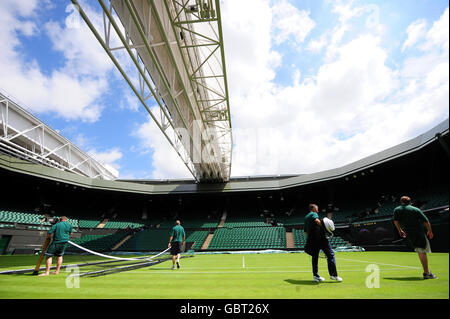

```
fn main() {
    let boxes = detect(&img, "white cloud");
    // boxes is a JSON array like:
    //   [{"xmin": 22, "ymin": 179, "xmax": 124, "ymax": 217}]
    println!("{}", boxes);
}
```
[
  {"xmin": 0, "ymin": 1, "xmax": 113, "ymax": 122},
  {"xmin": 226, "ymin": 2, "xmax": 448, "ymax": 176},
  {"xmin": 402, "ymin": 19, "xmax": 427, "ymax": 52},
  {"xmin": 120, "ymin": 90, "xmax": 140, "ymax": 112},
  {"xmin": 308, "ymin": 34, "xmax": 328, "ymax": 53},
  {"xmin": 272, "ymin": 0, "xmax": 315, "ymax": 46},
  {"xmin": 88, "ymin": 147, "xmax": 123, "ymax": 172},
  {"xmin": 132, "ymin": 114, "xmax": 193, "ymax": 179},
  {"xmin": 423, "ymin": 7, "xmax": 449, "ymax": 52}
]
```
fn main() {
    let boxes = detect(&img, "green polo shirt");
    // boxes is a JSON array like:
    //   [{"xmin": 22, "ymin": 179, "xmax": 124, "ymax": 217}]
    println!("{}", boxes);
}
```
[
  {"xmin": 48, "ymin": 221, "xmax": 73, "ymax": 243},
  {"xmin": 170, "ymin": 224, "xmax": 185, "ymax": 242},
  {"xmin": 393, "ymin": 204, "xmax": 429, "ymax": 239},
  {"xmin": 304, "ymin": 211, "xmax": 319, "ymax": 234}
]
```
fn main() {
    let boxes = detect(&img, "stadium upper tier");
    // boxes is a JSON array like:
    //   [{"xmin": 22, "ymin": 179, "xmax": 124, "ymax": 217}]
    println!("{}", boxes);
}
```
[
  {"xmin": 0, "ymin": 119, "xmax": 447, "ymax": 195},
  {"xmin": 0, "ymin": 92, "xmax": 117, "ymax": 180}
]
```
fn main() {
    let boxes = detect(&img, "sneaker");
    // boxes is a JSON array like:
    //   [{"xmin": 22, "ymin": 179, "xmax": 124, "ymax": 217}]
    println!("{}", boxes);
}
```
[
  {"xmin": 176, "ymin": 261, "xmax": 180, "ymax": 269},
  {"xmin": 330, "ymin": 276, "xmax": 343, "ymax": 282},
  {"xmin": 171, "ymin": 265, "xmax": 176, "ymax": 270},
  {"xmin": 313, "ymin": 275, "xmax": 325, "ymax": 282},
  {"xmin": 423, "ymin": 272, "xmax": 438, "ymax": 279}
]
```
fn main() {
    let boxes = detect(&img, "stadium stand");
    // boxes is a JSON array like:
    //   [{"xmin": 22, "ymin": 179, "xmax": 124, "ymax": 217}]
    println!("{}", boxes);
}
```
[
  {"xmin": 1, "ymin": 184, "xmax": 448, "ymax": 253},
  {"xmin": 276, "ymin": 211, "xmax": 306, "ymax": 226},
  {"xmin": 66, "ymin": 232, "xmax": 129, "ymax": 252},
  {"xmin": 222, "ymin": 216, "xmax": 269, "ymax": 228},
  {"xmin": 102, "ymin": 220, "xmax": 145, "ymax": 229},
  {"xmin": 0, "ymin": 236, "xmax": 10, "ymax": 254},
  {"xmin": 292, "ymin": 229, "xmax": 307, "ymax": 249},
  {"xmin": 208, "ymin": 227, "xmax": 286, "ymax": 250},
  {"xmin": 177, "ymin": 218, "xmax": 220, "ymax": 229},
  {"xmin": 0, "ymin": 209, "xmax": 47, "ymax": 226},
  {"xmin": 292, "ymin": 229, "xmax": 351, "ymax": 249},
  {"xmin": 78, "ymin": 220, "xmax": 101, "ymax": 228},
  {"xmin": 117, "ymin": 229, "xmax": 170, "ymax": 251},
  {"xmin": 185, "ymin": 230, "xmax": 209, "ymax": 250}
]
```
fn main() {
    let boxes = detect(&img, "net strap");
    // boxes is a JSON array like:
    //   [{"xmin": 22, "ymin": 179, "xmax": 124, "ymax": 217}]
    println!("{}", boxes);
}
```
[{"xmin": 67, "ymin": 241, "xmax": 170, "ymax": 261}]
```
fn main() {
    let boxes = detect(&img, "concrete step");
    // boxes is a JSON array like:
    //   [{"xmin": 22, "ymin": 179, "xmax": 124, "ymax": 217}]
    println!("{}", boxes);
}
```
[
  {"xmin": 286, "ymin": 232, "xmax": 294, "ymax": 249},
  {"xmin": 96, "ymin": 218, "xmax": 108, "ymax": 228},
  {"xmin": 112, "ymin": 234, "xmax": 132, "ymax": 251},
  {"xmin": 201, "ymin": 233, "xmax": 214, "ymax": 250}
]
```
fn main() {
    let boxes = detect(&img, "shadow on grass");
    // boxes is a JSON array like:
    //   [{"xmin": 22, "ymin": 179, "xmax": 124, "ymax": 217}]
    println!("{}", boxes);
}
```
[
  {"xmin": 383, "ymin": 277, "xmax": 423, "ymax": 281},
  {"xmin": 284, "ymin": 279, "xmax": 318, "ymax": 286},
  {"xmin": 284, "ymin": 279, "xmax": 342, "ymax": 286},
  {"xmin": 0, "ymin": 272, "xmax": 39, "ymax": 277},
  {"xmin": 284, "ymin": 277, "xmax": 345, "ymax": 285},
  {"xmin": 147, "ymin": 267, "xmax": 175, "ymax": 271}
]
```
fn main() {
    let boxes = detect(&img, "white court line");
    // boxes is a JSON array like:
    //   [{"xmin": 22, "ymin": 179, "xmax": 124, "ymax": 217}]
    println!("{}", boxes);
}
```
[
  {"xmin": 338, "ymin": 257, "xmax": 421, "ymax": 269},
  {"xmin": 121, "ymin": 268, "xmax": 413, "ymax": 275},
  {"xmin": 155, "ymin": 264, "xmax": 365, "ymax": 270}
]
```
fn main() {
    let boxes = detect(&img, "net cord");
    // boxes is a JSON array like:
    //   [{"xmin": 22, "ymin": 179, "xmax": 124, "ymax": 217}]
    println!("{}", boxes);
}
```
[{"xmin": 67, "ymin": 240, "xmax": 170, "ymax": 261}]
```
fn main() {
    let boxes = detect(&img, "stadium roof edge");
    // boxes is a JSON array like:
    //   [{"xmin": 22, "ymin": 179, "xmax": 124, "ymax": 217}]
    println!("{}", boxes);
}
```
[{"xmin": 0, "ymin": 118, "xmax": 448, "ymax": 194}]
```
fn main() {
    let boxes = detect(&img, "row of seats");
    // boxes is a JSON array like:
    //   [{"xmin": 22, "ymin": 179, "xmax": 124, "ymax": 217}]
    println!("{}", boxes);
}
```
[
  {"xmin": 179, "ymin": 219, "xmax": 219, "ymax": 229},
  {"xmin": 78, "ymin": 220, "xmax": 100, "ymax": 228},
  {"xmin": 223, "ymin": 216, "xmax": 269, "ymax": 228},
  {"xmin": 1, "ymin": 188, "xmax": 448, "ymax": 233},
  {"xmin": 66, "ymin": 232, "xmax": 128, "ymax": 252},
  {"xmin": 0, "ymin": 210, "xmax": 91, "ymax": 229},
  {"xmin": 185, "ymin": 230, "xmax": 209, "ymax": 249},
  {"xmin": 208, "ymin": 227, "xmax": 286, "ymax": 250},
  {"xmin": 102, "ymin": 220, "xmax": 144, "ymax": 229},
  {"xmin": 118, "ymin": 229, "xmax": 170, "ymax": 251},
  {"xmin": 0, "ymin": 210, "xmax": 47, "ymax": 225},
  {"xmin": 292, "ymin": 229, "xmax": 351, "ymax": 249}
]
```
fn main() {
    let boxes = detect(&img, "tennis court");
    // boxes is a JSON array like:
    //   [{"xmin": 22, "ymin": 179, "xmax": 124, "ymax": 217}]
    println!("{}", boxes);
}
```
[{"xmin": 0, "ymin": 251, "xmax": 448, "ymax": 299}]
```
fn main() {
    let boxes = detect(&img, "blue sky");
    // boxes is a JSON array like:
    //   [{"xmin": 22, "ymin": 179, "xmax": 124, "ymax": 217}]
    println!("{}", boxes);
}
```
[{"xmin": 0, "ymin": 0, "xmax": 448, "ymax": 180}]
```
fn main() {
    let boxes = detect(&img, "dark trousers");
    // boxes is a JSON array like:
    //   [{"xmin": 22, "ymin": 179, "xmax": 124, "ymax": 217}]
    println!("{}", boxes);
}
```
[{"xmin": 311, "ymin": 240, "xmax": 338, "ymax": 277}]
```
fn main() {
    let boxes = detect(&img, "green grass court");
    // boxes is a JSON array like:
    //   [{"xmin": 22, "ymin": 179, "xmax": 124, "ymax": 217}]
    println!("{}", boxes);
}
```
[{"xmin": 0, "ymin": 251, "xmax": 448, "ymax": 299}]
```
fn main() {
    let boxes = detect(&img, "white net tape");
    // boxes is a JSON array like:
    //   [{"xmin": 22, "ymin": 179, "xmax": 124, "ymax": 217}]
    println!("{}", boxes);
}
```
[{"xmin": 68, "ymin": 241, "xmax": 170, "ymax": 261}]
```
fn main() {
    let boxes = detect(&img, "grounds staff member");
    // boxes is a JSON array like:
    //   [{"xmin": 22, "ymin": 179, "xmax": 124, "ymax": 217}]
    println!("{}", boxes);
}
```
[
  {"xmin": 168, "ymin": 220, "xmax": 185, "ymax": 270},
  {"xmin": 393, "ymin": 196, "xmax": 437, "ymax": 279},
  {"xmin": 39, "ymin": 216, "xmax": 73, "ymax": 276},
  {"xmin": 304, "ymin": 204, "xmax": 342, "ymax": 282}
]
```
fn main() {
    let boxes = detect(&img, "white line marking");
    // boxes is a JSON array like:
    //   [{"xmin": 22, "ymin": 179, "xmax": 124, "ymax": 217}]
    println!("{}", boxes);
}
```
[
  {"xmin": 338, "ymin": 257, "xmax": 421, "ymax": 269},
  {"xmin": 119, "ymin": 268, "xmax": 415, "ymax": 275},
  {"xmin": 150, "ymin": 264, "xmax": 365, "ymax": 270}
]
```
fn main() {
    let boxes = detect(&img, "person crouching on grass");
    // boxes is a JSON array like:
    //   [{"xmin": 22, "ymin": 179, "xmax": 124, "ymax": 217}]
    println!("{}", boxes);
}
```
[
  {"xmin": 39, "ymin": 216, "xmax": 73, "ymax": 276},
  {"xmin": 393, "ymin": 196, "xmax": 437, "ymax": 279}
]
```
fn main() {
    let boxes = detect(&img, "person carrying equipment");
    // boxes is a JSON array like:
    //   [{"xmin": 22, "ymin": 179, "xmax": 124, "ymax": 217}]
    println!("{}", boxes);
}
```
[
  {"xmin": 304, "ymin": 204, "xmax": 342, "ymax": 283},
  {"xmin": 168, "ymin": 220, "xmax": 185, "ymax": 270},
  {"xmin": 38, "ymin": 216, "xmax": 73, "ymax": 276}
]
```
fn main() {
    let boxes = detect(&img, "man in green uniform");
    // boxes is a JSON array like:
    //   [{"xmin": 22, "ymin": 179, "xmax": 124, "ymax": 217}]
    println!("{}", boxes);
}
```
[
  {"xmin": 304, "ymin": 204, "xmax": 342, "ymax": 283},
  {"xmin": 39, "ymin": 216, "xmax": 73, "ymax": 276},
  {"xmin": 393, "ymin": 196, "xmax": 437, "ymax": 279},
  {"xmin": 168, "ymin": 220, "xmax": 185, "ymax": 270}
]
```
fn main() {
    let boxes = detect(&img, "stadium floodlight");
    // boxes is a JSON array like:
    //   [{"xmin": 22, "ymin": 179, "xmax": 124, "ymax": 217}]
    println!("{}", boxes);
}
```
[{"xmin": 70, "ymin": 0, "xmax": 232, "ymax": 183}]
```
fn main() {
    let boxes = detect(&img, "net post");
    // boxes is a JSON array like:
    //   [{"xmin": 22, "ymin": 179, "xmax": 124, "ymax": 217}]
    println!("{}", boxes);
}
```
[{"xmin": 32, "ymin": 234, "xmax": 51, "ymax": 275}]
